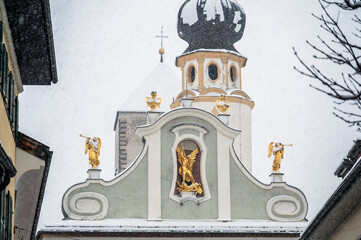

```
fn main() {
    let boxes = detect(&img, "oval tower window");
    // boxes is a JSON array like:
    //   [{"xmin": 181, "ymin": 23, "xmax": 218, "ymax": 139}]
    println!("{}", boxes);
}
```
[
  {"xmin": 187, "ymin": 65, "xmax": 196, "ymax": 83},
  {"xmin": 230, "ymin": 66, "xmax": 237, "ymax": 82},
  {"xmin": 208, "ymin": 64, "xmax": 218, "ymax": 81}
]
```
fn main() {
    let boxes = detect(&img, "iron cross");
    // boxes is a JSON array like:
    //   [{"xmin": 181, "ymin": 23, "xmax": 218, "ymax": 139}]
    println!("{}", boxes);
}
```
[{"xmin": 155, "ymin": 25, "xmax": 168, "ymax": 48}]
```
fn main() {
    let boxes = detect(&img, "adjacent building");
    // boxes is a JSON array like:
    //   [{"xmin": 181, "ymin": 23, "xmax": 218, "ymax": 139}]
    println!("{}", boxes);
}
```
[{"xmin": 0, "ymin": 0, "xmax": 57, "ymax": 239}]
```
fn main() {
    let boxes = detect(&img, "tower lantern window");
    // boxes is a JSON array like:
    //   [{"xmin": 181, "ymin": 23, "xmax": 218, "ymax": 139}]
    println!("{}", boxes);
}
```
[
  {"xmin": 187, "ymin": 65, "xmax": 196, "ymax": 83},
  {"xmin": 208, "ymin": 64, "xmax": 218, "ymax": 81},
  {"xmin": 230, "ymin": 66, "xmax": 237, "ymax": 82}
]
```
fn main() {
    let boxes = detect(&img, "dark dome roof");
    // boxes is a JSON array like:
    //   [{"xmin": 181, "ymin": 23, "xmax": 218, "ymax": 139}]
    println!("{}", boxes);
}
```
[{"xmin": 177, "ymin": 0, "xmax": 246, "ymax": 53}]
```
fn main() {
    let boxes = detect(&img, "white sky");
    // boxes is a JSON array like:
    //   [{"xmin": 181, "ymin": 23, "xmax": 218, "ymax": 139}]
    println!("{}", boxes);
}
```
[{"xmin": 18, "ymin": 0, "xmax": 359, "ymax": 229}]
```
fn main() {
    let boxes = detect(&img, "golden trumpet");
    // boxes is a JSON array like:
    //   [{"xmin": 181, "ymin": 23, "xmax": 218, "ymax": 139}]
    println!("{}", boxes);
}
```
[
  {"xmin": 281, "ymin": 143, "xmax": 293, "ymax": 147},
  {"xmin": 80, "ymin": 134, "xmax": 90, "ymax": 139}
]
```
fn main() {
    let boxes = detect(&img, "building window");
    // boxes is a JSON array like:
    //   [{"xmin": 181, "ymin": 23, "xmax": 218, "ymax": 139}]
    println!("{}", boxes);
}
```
[
  {"xmin": 208, "ymin": 64, "xmax": 218, "ymax": 81},
  {"xmin": 187, "ymin": 65, "xmax": 196, "ymax": 84}
]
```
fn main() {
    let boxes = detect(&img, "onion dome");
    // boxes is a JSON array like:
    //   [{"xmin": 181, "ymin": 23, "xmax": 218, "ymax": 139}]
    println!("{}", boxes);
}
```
[{"xmin": 178, "ymin": 0, "xmax": 246, "ymax": 53}]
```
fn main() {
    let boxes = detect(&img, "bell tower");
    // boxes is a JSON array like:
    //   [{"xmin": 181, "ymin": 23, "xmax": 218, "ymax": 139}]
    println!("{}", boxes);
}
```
[{"xmin": 171, "ymin": 0, "xmax": 254, "ymax": 171}]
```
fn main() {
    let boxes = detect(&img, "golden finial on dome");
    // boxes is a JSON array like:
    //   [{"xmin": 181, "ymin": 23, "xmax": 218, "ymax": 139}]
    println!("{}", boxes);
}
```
[
  {"xmin": 216, "ymin": 95, "xmax": 230, "ymax": 113},
  {"xmin": 146, "ymin": 91, "xmax": 162, "ymax": 111},
  {"xmin": 159, "ymin": 47, "xmax": 165, "ymax": 55},
  {"xmin": 155, "ymin": 25, "xmax": 168, "ymax": 62}
]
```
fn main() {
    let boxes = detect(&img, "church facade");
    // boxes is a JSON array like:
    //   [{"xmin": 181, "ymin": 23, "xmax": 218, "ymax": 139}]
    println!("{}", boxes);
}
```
[{"xmin": 38, "ymin": 0, "xmax": 308, "ymax": 239}]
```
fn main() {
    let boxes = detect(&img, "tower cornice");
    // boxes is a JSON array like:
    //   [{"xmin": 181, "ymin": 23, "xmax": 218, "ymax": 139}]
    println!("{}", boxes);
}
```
[{"xmin": 176, "ymin": 50, "xmax": 247, "ymax": 68}]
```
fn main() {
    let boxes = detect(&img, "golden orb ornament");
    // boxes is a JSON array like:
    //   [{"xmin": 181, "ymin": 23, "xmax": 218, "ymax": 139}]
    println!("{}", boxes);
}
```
[{"xmin": 159, "ymin": 47, "xmax": 165, "ymax": 55}]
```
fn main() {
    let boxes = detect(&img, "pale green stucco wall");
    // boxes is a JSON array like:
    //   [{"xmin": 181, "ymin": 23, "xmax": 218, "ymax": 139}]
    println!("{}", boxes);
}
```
[
  {"xmin": 230, "ymin": 154, "xmax": 307, "ymax": 220},
  {"xmin": 65, "ymin": 151, "xmax": 148, "ymax": 219}
]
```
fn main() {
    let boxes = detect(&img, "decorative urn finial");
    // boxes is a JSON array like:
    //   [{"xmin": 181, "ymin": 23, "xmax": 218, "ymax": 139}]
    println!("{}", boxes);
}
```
[
  {"xmin": 177, "ymin": 0, "xmax": 246, "ymax": 53},
  {"xmin": 146, "ymin": 91, "xmax": 162, "ymax": 111},
  {"xmin": 216, "ymin": 95, "xmax": 230, "ymax": 113}
]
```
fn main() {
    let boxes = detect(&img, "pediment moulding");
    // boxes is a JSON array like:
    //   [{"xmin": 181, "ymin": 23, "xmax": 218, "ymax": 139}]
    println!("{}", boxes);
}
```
[{"xmin": 136, "ymin": 107, "xmax": 241, "ymax": 139}]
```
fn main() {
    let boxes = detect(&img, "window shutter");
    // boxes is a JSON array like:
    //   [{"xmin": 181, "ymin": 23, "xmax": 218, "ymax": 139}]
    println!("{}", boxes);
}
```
[
  {"xmin": 6, "ymin": 192, "xmax": 12, "ymax": 240},
  {"xmin": 15, "ymin": 97, "xmax": 19, "ymax": 139},
  {"xmin": 0, "ymin": 21, "xmax": 3, "ymax": 43},
  {"xmin": 0, "ymin": 188, "xmax": 5, "ymax": 240},
  {"xmin": 4, "ymin": 48, "xmax": 8, "ymax": 102},
  {"xmin": 0, "ymin": 43, "xmax": 3, "ymax": 89},
  {"xmin": 0, "ymin": 21, "xmax": 3, "ymax": 87},
  {"xmin": 8, "ymin": 72, "xmax": 14, "ymax": 126},
  {"xmin": 1, "ymin": 44, "xmax": 8, "ymax": 102}
]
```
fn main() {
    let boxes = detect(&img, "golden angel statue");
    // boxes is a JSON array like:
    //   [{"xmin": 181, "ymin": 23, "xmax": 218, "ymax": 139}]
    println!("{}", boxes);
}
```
[
  {"xmin": 81, "ymin": 134, "xmax": 101, "ymax": 168},
  {"xmin": 176, "ymin": 143, "xmax": 203, "ymax": 194},
  {"xmin": 146, "ymin": 91, "xmax": 162, "ymax": 111},
  {"xmin": 268, "ymin": 142, "xmax": 292, "ymax": 172}
]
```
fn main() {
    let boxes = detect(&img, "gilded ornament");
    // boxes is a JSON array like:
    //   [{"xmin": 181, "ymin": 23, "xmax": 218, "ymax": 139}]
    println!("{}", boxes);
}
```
[
  {"xmin": 81, "ymin": 134, "xmax": 102, "ymax": 169},
  {"xmin": 268, "ymin": 142, "xmax": 293, "ymax": 172},
  {"xmin": 159, "ymin": 47, "xmax": 165, "ymax": 55},
  {"xmin": 146, "ymin": 91, "xmax": 162, "ymax": 111},
  {"xmin": 216, "ymin": 95, "xmax": 230, "ymax": 113},
  {"xmin": 176, "ymin": 143, "xmax": 203, "ymax": 195}
]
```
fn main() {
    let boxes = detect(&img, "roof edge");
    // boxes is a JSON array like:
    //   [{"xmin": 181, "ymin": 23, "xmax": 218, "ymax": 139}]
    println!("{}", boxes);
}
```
[
  {"xmin": 300, "ymin": 151, "xmax": 361, "ymax": 239},
  {"xmin": 41, "ymin": 0, "xmax": 58, "ymax": 84},
  {"xmin": 17, "ymin": 132, "xmax": 51, "ymax": 161}
]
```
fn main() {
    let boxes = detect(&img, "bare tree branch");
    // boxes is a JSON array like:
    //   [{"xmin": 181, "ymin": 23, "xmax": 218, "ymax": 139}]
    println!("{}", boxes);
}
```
[
  {"xmin": 323, "ymin": 0, "xmax": 361, "ymax": 10},
  {"xmin": 334, "ymin": 107, "xmax": 361, "ymax": 131},
  {"xmin": 294, "ymin": 0, "xmax": 361, "ymax": 131}
]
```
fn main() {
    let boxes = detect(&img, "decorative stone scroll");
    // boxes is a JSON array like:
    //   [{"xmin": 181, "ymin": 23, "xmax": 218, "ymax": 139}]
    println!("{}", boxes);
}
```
[
  {"xmin": 266, "ymin": 195, "xmax": 304, "ymax": 221},
  {"xmin": 64, "ymin": 192, "xmax": 109, "ymax": 220}
]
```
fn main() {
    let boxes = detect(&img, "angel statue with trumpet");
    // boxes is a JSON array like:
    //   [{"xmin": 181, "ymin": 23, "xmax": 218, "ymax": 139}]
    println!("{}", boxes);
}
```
[
  {"xmin": 268, "ymin": 142, "xmax": 292, "ymax": 172},
  {"xmin": 80, "ymin": 134, "xmax": 102, "ymax": 168}
]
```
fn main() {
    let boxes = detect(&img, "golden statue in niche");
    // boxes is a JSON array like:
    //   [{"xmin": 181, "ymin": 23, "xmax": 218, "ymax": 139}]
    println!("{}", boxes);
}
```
[
  {"xmin": 176, "ymin": 143, "xmax": 203, "ymax": 195},
  {"xmin": 215, "ymin": 94, "xmax": 230, "ymax": 113},
  {"xmin": 268, "ymin": 142, "xmax": 292, "ymax": 172},
  {"xmin": 80, "ymin": 134, "xmax": 102, "ymax": 168},
  {"xmin": 146, "ymin": 91, "xmax": 162, "ymax": 111}
]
